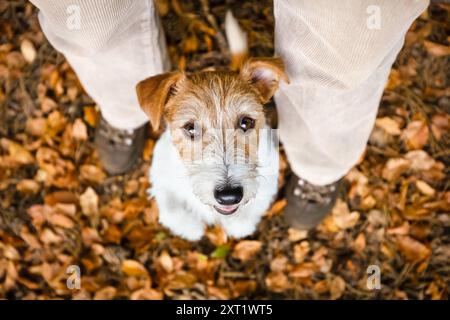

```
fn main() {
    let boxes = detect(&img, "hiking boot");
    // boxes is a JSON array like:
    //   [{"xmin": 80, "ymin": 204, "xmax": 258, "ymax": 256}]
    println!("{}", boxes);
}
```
[
  {"xmin": 95, "ymin": 117, "xmax": 147, "ymax": 175},
  {"xmin": 284, "ymin": 173, "xmax": 342, "ymax": 230}
]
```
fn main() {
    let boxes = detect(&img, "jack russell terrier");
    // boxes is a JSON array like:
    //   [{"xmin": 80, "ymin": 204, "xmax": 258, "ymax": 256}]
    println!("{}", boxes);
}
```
[{"xmin": 136, "ymin": 11, "xmax": 289, "ymax": 240}]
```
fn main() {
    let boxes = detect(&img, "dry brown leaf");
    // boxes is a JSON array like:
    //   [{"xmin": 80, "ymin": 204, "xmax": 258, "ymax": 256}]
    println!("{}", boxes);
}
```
[
  {"xmin": 1, "ymin": 138, "xmax": 34, "ymax": 166},
  {"xmin": 293, "ymin": 241, "xmax": 310, "ymax": 263},
  {"xmin": 331, "ymin": 199, "xmax": 360, "ymax": 230},
  {"xmin": 375, "ymin": 117, "xmax": 402, "ymax": 135},
  {"xmin": 232, "ymin": 240, "xmax": 263, "ymax": 261},
  {"xmin": 424, "ymin": 40, "xmax": 450, "ymax": 57},
  {"xmin": 80, "ymin": 187, "xmax": 99, "ymax": 216},
  {"xmin": 265, "ymin": 272, "xmax": 290, "ymax": 293},
  {"xmin": 287, "ymin": 228, "xmax": 308, "ymax": 242},
  {"xmin": 80, "ymin": 164, "xmax": 106, "ymax": 184},
  {"xmin": 353, "ymin": 233, "xmax": 366, "ymax": 253},
  {"xmin": 401, "ymin": 120, "xmax": 429, "ymax": 150},
  {"xmin": 387, "ymin": 222, "xmax": 410, "ymax": 236},
  {"xmin": 83, "ymin": 105, "xmax": 99, "ymax": 127},
  {"xmin": 154, "ymin": 0, "xmax": 169, "ymax": 16},
  {"xmin": 265, "ymin": 199, "xmax": 287, "ymax": 216},
  {"xmin": 20, "ymin": 39, "xmax": 36, "ymax": 63},
  {"xmin": 404, "ymin": 150, "xmax": 435, "ymax": 171},
  {"xmin": 290, "ymin": 262, "xmax": 316, "ymax": 278},
  {"xmin": 394, "ymin": 235, "xmax": 431, "ymax": 262},
  {"xmin": 47, "ymin": 110, "xmax": 67, "ymax": 136},
  {"xmin": 207, "ymin": 286, "xmax": 230, "ymax": 300},
  {"xmin": 270, "ymin": 255, "xmax": 288, "ymax": 273},
  {"xmin": 142, "ymin": 139, "xmax": 155, "ymax": 161},
  {"xmin": 94, "ymin": 286, "xmax": 117, "ymax": 300},
  {"xmin": 44, "ymin": 191, "xmax": 78, "ymax": 206},
  {"xmin": 431, "ymin": 113, "xmax": 450, "ymax": 140},
  {"xmin": 385, "ymin": 69, "xmax": 402, "ymax": 90},
  {"xmin": 48, "ymin": 213, "xmax": 75, "ymax": 228},
  {"xmin": 205, "ymin": 225, "xmax": 228, "ymax": 246},
  {"xmin": 165, "ymin": 271, "xmax": 197, "ymax": 290},
  {"xmin": 122, "ymin": 259, "xmax": 148, "ymax": 277},
  {"xmin": 16, "ymin": 179, "xmax": 40, "ymax": 194},
  {"xmin": 329, "ymin": 276, "xmax": 346, "ymax": 300},
  {"xmin": 40, "ymin": 228, "xmax": 62, "ymax": 244},
  {"xmin": 382, "ymin": 158, "xmax": 411, "ymax": 181},
  {"xmin": 415, "ymin": 180, "xmax": 435, "ymax": 197},
  {"xmin": 72, "ymin": 118, "xmax": 88, "ymax": 141},
  {"xmin": 183, "ymin": 34, "xmax": 199, "ymax": 53},
  {"xmin": 158, "ymin": 251, "xmax": 174, "ymax": 273},
  {"xmin": 26, "ymin": 118, "xmax": 47, "ymax": 137},
  {"xmin": 130, "ymin": 288, "xmax": 163, "ymax": 300}
]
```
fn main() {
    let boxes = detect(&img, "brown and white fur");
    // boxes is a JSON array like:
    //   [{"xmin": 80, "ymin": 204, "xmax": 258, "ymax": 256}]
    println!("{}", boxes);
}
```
[{"xmin": 136, "ymin": 11, "xmax": 289, "ymax": 240}]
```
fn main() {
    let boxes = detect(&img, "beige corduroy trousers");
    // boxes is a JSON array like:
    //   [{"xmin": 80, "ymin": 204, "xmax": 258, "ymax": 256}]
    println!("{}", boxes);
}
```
[{"xmin": 30, "ymin": 0, "xmax": 428, "ymax": 185}]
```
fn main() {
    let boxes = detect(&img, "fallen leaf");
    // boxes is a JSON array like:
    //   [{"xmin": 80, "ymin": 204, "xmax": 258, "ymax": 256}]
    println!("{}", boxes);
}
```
[
  {"xmin": 122, "ymin": 260, "xmax": 148, "ymax": 277},
  {"xmin": 401, "ymin": 120, "xmax": 429, "ymax": 150},
  {"xmin": 130, "ymin": 288, "xmax": 163, "ymax": 300},
  {"xmin": 20, "ymin": 39, "xmax": 36, "ymax": 63},
  {"xmin": 415, "ymin": 180, "xmax": 435, "ymax": 196},
  {"xmin": 232, "ymin": 241, "xmax": 263, "ymax": 261},
  {"xmin": 211, "ymin": 245, "xmax": 230, "ymax": 258},
  {"xmin": 265, "ymin": 199, "xmax": 287, "ymax": 216},
  {"xmin": 375, "ymin": 117, "xmax": 402, "ymax": 135},
  {"xmin": 329, "ymin": 276, "xmax": 346, "ymax": 300},
  {"xmin": 72, "ymin": 118, "xmax": 88, "ymax": 141},
  {"xmin": 165, "ymin": 271, "xmax": 197, "ymax": 290},
  {"xmin": 83, "ymin": 106, "xmax": 100, "ymax": 127},
  {"xmin": 16, "ymin": 179, "xmax": 40, "ymax": 194},
  {"xmin": 290, "ymin": 262, "xmax": 315, "ymax": 278},
  {"xmin": 394, "ymin": 235, "xmax": 431, "ymax": 262},
  {"xmin": 404, "ymin": 150, "xmax": 435, "ymax": 171},
  {"xmin": 80, "ymin": 187, "xmax": 99, "ymax": 216},
  {"xmin": 26, "ymin": 118, "xmax": 47, "ymax": 137},
  {"xmin": 293, "ymin": 241, "xmax": 310, "ymax": 263},
  {"xmin": 331, "ymin": 199, "xmax": 360, "ymax": 230},
  {"xmin": 44, "ymin": 191, "xmax": 78, "ymax": 206},
  {"xmin": 353, "ymin": 233, "xmax": 366, "ymax": 253},
  {"xmin": 1, "ymin": 138, "xmax": 34, "ymax": 166},
  {"xmin": 424, "ymin": 40, "xmax": 450, "ymax": 57},
  {"xmin": 48, "ymin": 213, "xmax": 75, "ymax": 228},
  {"xmin": 270, "ymin": 255, "xmax": 288, "ymax": 273},
  {"xmin": 158, "ymin": 251, "xmax": 174, "ymax": 273},
  {"xmin": 382, "ymin": 158, "xmax": 411, "ymax": 181},
  {"xmin": 80, "ymin": 164, "xmax": 106, "ymax": 184},
  {"xmin": 288, "ymin": 228, "xmax": 308, "ymax": 242},
  {"xmin": 94, "ymin": 286, "xmax": 117, "ymax": 300},
  {"xmin": 265, "ymin": 272, "xmax": 290, "ymax": 293},
  {"xmin": 387, "ymin": 222, "xmax": 410, "ymax": 235},
  {"xmin": 142, "ymin": 139, "xmax": 155, "ymax": 161},
  {"xmin": 385, "ymin": 69, "xmax": 401, "ymax": 90}
]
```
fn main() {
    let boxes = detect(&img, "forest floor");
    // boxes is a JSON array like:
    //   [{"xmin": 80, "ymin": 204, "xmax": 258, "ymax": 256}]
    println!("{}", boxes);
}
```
[{"xmin": 0, "ymin": 0, "xmax": 449, "ymax": 299}]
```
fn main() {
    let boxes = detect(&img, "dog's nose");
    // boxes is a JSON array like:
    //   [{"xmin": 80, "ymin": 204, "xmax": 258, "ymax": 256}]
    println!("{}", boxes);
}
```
[{"xmin": 214, "ymin": 185, "xmax": 243, "ymax": 205}]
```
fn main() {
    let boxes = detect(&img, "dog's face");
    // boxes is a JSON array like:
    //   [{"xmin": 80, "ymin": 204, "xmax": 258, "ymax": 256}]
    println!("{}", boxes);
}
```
[{"xmin": 137, "ymin": 58, "xmax": 288, "ymax": 215}]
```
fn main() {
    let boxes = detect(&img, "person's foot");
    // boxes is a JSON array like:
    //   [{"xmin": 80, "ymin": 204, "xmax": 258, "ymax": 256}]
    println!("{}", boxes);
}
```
[
  {"xmin": 95, "ymin": 117, "xmax": 147, "ymax": 175},
  {"xmin": 284, "ymin": 173, "xmax": 342, "ymax": 230}
]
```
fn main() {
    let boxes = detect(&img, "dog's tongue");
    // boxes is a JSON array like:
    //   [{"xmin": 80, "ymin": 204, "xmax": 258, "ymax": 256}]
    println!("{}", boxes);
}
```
[
  {"xmin": 220, "ymin": 205, "xmax": 237, "ymax": 212},
  {"xmin": 214, "ymin": 204, "xmax": 239, "ymax": 215}
]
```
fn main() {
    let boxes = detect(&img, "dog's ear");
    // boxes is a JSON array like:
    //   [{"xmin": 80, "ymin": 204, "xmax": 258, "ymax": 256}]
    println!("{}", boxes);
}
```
[
  {"xmin": 136, "ymin": 72, "xmax": 183, "ymax": 131},
  {"xmin": 240, "ymin": 57, "xmax": 289, "ymax": 103}
]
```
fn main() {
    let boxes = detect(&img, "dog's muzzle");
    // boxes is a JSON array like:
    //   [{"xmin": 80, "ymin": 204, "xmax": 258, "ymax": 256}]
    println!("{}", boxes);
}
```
[{"xmin": 213, "ymin": 185, "xmax": 243, "ymax": 215}]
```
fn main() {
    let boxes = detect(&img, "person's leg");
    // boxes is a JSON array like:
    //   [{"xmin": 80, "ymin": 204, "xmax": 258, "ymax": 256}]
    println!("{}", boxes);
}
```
[
  {"xmin": 274, "ymin": 0, "xmax": 429, "ymax": 228},
  {"xmin": 30, "ymin": 0, "xmax": 170, "ymax": 173}
]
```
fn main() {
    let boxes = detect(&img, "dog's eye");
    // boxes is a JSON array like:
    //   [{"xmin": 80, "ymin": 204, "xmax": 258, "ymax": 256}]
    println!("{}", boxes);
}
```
[
  {"xmin": 238, "ymin": 116, "xmax": 255, "ymax": 132},
  {"xmin": 182, "ymin": 122, "xmax": 200, "ymax": 140}
]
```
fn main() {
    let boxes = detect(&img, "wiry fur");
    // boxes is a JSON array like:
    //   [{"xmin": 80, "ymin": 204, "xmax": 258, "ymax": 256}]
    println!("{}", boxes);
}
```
[{"xmin": 137, "ymin": 11, "xmax": 288, "ymax": 240}]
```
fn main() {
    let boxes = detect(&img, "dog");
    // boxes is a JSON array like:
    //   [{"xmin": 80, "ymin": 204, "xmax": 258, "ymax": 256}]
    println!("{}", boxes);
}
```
[{"xmin": 136, "ymin": 11, "xmax": 289, "ymax": 240}]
